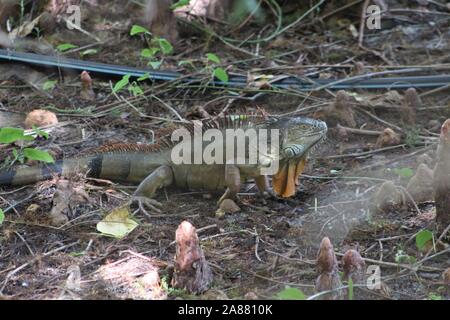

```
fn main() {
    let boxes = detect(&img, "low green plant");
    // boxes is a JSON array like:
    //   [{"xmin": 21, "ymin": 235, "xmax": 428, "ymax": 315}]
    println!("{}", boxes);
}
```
[
  {"xmin": 347, "ymin": 278, "xmax": 354, "ymax": 300},
  {"xmin": 0, "ymin": 208, "xmax": 4, "ymax": 226},
  {"xmin": 160, "ymin": 276, "xmax": 187, "ymax": 297},
  {"xmin": 112, "ymin": 74, "xmax": 147, "ymax": 97},
  {"xmin": 57, "ymin": 43, "xmax": 78, "ymax": 52},
  {"xmin": 405, "ymin": 127, "xmax": 421, "ymax": 147},
  {"xmin": 427, "ymin": 292, "xmax": 442, "ymax": 300},
  {"xmin": 274, "ymin": 286, "xmax": 306, "ymax": 300},
  {"xmin": 130, "ymin": 24, "xmax": 173, "ymax": 69},
  {"xmin": 42, "ymin": 80, "xmax": 57, "ymax": 91},
  {"xmin": 112, "ymin": 25, "xmax": 176, "ymax": 96},
  {"xmin": 415, "ymin": 229, "xmax": 434, "ymax": 251},
  {"xmin": 0, "ymin": 127, "xmax": 54, "ymax": 169},
  {"xmin": 394, "ymin": 249, "xmax": 416, "ymax": 264},
  {"xmin": 393, "ymin": 167, "xmax": 414, "ymax": 179},
  {"xmin": 205, "ymin": 53, "xmax": 229, "ymax": 83},
  {"xmin": 170, "ymin": 0, "xmax": 191, "ymax": 10}
]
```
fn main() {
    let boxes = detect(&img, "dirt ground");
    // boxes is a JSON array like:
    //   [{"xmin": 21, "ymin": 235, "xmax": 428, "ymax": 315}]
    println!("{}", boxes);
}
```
[{"xmin": 0, "ymin": 0, "xmax": 449, "ymax": 300}]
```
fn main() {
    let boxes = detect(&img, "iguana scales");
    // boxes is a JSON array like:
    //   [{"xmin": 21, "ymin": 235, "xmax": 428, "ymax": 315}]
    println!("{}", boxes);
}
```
[{"xmin": 0, "ymin": 115, "xmax": 327, "ymax": 215}]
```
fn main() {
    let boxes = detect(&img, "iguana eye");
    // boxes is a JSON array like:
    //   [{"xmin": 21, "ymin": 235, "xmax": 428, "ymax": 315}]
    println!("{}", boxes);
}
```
[{"xmin": 283, "ymin": 144, "xmax": 304, "ymax": 158}]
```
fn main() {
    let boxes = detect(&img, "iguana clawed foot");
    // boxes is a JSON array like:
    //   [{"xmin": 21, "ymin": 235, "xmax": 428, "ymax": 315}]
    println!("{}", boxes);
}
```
[
  {"xmin": 258, "ymin": 187, "xmax": 280, "ymax": 204},
  {"xmin": 131, "ymin": 195, "xmax": 163, "ymax": 218}
]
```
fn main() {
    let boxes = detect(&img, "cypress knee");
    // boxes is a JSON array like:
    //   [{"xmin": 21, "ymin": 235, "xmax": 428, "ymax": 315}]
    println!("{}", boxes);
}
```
[{"xmin": 433, "ymin": 119, "xmax": 450, "ymax": 235}]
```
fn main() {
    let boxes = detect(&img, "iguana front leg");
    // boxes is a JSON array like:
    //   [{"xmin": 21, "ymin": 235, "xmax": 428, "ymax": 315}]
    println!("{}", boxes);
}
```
[
  {"xmin": 218, "ymin": 164, "xmax": 241, "ymax": 205},
  {"xmin": 132, "ymin": 165, "xmax": 174, "ymax": 217}
]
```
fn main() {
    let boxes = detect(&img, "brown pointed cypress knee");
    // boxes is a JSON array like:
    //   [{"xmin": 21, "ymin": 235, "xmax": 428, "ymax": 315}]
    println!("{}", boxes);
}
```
[
  {"xmin": 315, "ymin": 237, "xmax": 343, "ymax": 300},
  {"xmin": 172, "ymin": 221, "xmax": 213, "ymax": 294},
  {"xmin": 433, "ymin": 119, "xmax": 450, "ymax": 235}
]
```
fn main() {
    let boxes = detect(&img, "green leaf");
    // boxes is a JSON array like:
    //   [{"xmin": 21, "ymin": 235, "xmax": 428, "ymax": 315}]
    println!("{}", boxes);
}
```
[
  {"xmin": 141, "ymin": 47, "xmax": 160, "ymax": 58},
  {"xmin": 170, "ymin": 0, "xmax": 191, "ymax": 10},
  {"xmin": 394, "ymin": 250, "xmax": 416, "ymax": 264},
  {"xmin": 32, "ymin": 125, "xmax": 49, "ymax": 139},
  {"xmin": 178, "ymin": 60, "xmax": 195, "ymax": 68},
  {"xmin": 23, "ymin": 148, "xmax": 54, "ymax": 163},
  {"xmin": 113, "ymin": 74, "xmax": 131, "ymax": 93},
  {"xmin": 43, "ymin": 80, "xmax": 57, "ymax": 91},
  {"xmin": 0, "ymin": 209, "xmax": 4, "ymax": 225},
  {"xmin": 416, "ymin": 229, "xmax": 433, "ymax": 251},
  {"xmin": 213, "ymin": 67, "xmax": 229, "ymax": 83},
  {"xmin": 393, "ymin": 167, "xmax": 414, "ymax": 178},
  {"xmin": 206, "ymin": 53, "xmax": 220, "ymax": 64},
  {"xmin": 137, "ymin": 73, "xmax": 150, "ymax": 81},
  {"xmin": 0, "ymin": 127, "xmax": 33, "ymax": 144},
  {"xmin": 80, "ymin": 49, "xmax": 98, "ymax": 57},
  {"xmin": 11, "ymin": 148, "xmax": 19, "ymax": 159},
  {"xmin": 347, "ymin": 278, "xmax": 354, "ymax": 300},
  {"xmin": 128, "ymin": 83, "xmax": 144, "ymax": 96},
  {"xmin": 57, "ymin": 43, "xmax": 78, "ymax": 52},
  {"xmin": 275, "ymin": 287, "xmax": 306, "ymax": 300},
  {"xmin": 130, "ymin": 25, "xmax": 150, "ymax": 36},
  {"xmin": 148, "ymin": 60, "xmax": 162, "ymax": 69},
  {"xmin": 428, "ymin": 293, "xmax": 442, "ymax": 300},
  {"xmin": 158, "ymin": 38, "xmax": 173, "ymax": 55}
]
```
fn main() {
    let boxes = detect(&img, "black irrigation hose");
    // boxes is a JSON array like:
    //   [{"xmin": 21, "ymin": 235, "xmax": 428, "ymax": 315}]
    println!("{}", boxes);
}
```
[{"xmin": 1, "ymin": 49, "xmax": 450, "ymax": 91}]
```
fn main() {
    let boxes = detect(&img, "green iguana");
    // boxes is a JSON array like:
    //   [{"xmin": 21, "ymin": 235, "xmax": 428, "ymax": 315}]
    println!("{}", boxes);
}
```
[{"xmin": 0, "ymin": 115, "xmax": 327, "ymax": 215}]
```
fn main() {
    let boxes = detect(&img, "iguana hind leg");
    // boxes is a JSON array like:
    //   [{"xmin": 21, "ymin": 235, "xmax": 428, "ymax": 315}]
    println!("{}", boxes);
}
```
[
  {"xmin": 132, "ymin": 165, "xmax": 174, "ymax": 217},
  {"xmin": 218, "ymin": 164, "xmax": 241, "ymax": 205}
]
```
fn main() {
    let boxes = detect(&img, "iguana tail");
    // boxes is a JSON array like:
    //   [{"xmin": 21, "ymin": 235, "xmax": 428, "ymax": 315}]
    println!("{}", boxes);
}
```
[
  {"xmin": 0, "ymin": 143, "xmax": 165, "ymax": 187},
  {"xmin": 0, "ymin": 158, "xmax": 90, "ymax": 186}
]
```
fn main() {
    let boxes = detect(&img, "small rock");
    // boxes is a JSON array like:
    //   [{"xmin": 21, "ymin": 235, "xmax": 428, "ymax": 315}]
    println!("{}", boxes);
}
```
[
  {"xmin": 24, "ymin": 109, "xmax": 58, "ymax": 129},
  {"xmin": 219, "ymin": 199, "xmax": 240, "ymax": 214}
]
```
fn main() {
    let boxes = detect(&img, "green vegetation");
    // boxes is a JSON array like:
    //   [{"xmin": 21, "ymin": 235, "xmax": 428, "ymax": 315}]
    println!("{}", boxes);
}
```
[
  {"xmin": 274, "ymin": 286, "xmax": 306, "ymax": 300},
  {"xmin": 415, "ymin": 229, "xmax": 434, "ymax": 251},
  {"xmin": 205, "ymin": 53, "xmax": 228, "ymax": 83},
  {"xmin": 0, "ymin": 127, "xmax": 54, "ymax": 169}
]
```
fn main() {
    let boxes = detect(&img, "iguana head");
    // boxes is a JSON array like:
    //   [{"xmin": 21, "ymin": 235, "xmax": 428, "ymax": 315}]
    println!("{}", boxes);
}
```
[{"xmin": 267, "ymin": 116, "xmax": 327, "ymax": 198}]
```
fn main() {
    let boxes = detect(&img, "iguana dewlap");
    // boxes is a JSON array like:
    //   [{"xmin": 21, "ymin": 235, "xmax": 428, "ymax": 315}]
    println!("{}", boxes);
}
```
[{"xmin": 0, "ymin": 115, "xmax": 327, "ymax": 210}]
